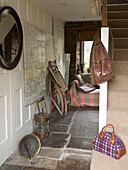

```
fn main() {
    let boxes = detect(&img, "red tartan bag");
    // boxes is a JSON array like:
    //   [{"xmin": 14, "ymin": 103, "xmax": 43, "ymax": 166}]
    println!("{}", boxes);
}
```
[{"xmin": 92, "ymin": 124, "xmax": 126, "ymax": 159}]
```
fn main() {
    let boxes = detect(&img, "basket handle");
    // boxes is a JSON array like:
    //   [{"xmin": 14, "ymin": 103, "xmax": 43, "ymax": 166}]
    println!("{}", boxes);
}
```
[
  {"xmin": 37, "ymin": 96, "xmax": 48, "ymax": 114},
  {"xmin": 99, "ymin": 124, "xmax": 114, "ymax": 144}
]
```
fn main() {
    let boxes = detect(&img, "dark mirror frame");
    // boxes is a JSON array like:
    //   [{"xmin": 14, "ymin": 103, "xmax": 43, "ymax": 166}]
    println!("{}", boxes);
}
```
[{"xmin": 0, "ymin": 6, "xmax": 23, "ymax": 70}]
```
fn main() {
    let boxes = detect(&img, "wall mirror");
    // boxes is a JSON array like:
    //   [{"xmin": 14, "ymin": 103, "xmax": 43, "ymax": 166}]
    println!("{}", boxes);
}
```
[{"xmin": 0, "ymin": 6, "xmax": 23, "ymax": 70}]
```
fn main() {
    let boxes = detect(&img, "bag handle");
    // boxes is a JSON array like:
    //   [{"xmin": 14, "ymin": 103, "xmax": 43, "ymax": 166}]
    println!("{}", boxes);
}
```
[{"xmin": 99, "ymin": 124, "xmax": 114, "ymax": 144}]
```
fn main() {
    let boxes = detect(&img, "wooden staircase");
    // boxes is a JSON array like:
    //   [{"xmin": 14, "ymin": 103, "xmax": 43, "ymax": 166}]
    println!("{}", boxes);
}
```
[
  {"xmin": 108, "ymin": 4, "xmax": 128, "ymax": 128},
  {"xmin": 91, "ymin": 3, "xmax": 128, "ymax": 170}
]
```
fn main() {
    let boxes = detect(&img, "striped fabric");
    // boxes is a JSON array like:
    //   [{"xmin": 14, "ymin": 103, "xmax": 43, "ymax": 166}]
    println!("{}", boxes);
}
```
[{"xmin": 70, "ymin": 80, "xmax": 99, "ymax": 107}]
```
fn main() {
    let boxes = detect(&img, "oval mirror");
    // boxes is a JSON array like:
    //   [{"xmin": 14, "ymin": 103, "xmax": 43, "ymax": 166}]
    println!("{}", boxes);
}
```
[{"xmin": 0, "ymin": 6, "xmax": 23, "ymax": 70}]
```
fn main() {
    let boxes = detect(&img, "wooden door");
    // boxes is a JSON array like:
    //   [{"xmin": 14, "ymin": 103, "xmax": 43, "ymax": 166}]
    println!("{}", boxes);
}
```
[
  {"xmin": 0, "ymin": 68, "xmax": 12, "ymax": 165},
  {"xmin": 11, "ymin": 58, "xmax": 24, "ymax": 151},
  {"xmin": 0, "ymin": 56, "xmax": 32, "ymax": 166}
]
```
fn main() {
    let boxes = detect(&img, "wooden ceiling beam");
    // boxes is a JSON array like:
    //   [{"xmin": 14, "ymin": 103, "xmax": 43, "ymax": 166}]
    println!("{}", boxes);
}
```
[{"xmin": 65, "ymin": 24, "xmax": 100, "ymax": 31}]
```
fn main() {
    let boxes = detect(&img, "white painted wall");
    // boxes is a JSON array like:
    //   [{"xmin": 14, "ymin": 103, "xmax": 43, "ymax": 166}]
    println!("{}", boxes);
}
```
[{"xmin": 0, "ymin": 0, "xmax": 69, "ymax": 166}]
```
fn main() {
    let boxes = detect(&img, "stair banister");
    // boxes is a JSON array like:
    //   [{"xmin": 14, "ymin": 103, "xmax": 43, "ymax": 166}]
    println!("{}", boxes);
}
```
[
  {"xmin": 99, "ymin": 0, "xmax": 109, "ymax": 132},
  {"xmin": 99, "ymin": 28, "xmax": 109, "ymax": 132},
  {"xmin": 102, "ymin": 0, "xmax": 107, "ymax": 26}
]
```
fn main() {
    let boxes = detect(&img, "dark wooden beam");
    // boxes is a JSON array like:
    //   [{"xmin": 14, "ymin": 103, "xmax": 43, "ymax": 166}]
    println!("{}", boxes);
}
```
[
  {"xmin": 65, "ymin": 24, "xmax": 100, "ymax": 31},
  {"xmin": 80, "ymin": 30, "xmax": 97, "ymax": 41},
  {"xmin": 102, "ymin": 0, "xmax": 108, "ymax": 26}
]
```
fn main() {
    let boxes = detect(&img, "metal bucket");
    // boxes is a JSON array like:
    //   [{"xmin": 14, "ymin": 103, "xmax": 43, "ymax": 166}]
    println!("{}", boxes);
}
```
[{"xmin": 34, "ymin": 96, "xmax": 50, "ymax": 138}]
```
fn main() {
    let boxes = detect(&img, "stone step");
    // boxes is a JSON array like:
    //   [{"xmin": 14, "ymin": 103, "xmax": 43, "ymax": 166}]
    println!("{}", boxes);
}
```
[
  {"xmin": 105, "ymin": 122, "xmax": 128, "ymax": 148},
  {"xmin": 108, "ymin": 107, "xmax": 128, "ymax": 113},
  {"xmin": 91, "ymin": 149, "xmax": 128, "ymax": 170},
  {"xmin": 107, "ymin": 110, "xmax": 128, "ymax": 148},
  {"xmin": 108, "ymin": 11, "xmax": 128, "ymax": 19},
  {"xmin": 108, "ymin": 19, "xmax": 128, "ymax": 28},
  {"xmin": 113, "ymin": 61, "xmax": 128, "ymax": 75},
  {"xmin": 108, "ymin": 75, "xmax": 128, "ymax": 91},
  {"xmin": 115, "ymin": 127, "xmax": 128, "ymax": 140},
  {"xmin": 107, "ymin": 106, "xmax": 128, "ymax": 120},
  {"xmin": 114, "ymin": 38, "xmax": 128, "ymax": 49},
  {"xmin": 108, "ymin": 4, "xmax": 128, "ymax": 11},
  {"xmin": 107, "ymin": 108, "xmax": 128, "ymax": 129},
  {"xmin": 108, "ymin": 90, "xmax": 128, "ymax": 109},
  {"xmin": 111, "ymin": 28, "xmax": 128, "ymax": 38},
  {"xmin": 114, "ymin": 49, "xmax": 128, "ymax": 61}
]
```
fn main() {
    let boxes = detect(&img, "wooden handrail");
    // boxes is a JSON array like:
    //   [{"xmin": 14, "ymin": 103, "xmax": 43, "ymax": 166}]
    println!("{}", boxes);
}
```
[{"xmin": 102, "ymin": 0, "xmax": 108, "ymax": 26}]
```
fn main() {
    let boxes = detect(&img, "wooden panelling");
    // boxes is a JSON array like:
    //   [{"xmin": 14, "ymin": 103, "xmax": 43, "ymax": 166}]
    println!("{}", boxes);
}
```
[
  {"xmin": 45, "ymin": 13, "xmax": 52, "ymax": 34},
  {"xmin": 30, "ymin": 102, "xmax": 37, "ymax": 119},
  {"xmin": 19, "ymin": 0, "xmax": 28, "ymax": 20},
  {"xmin": 0, "ymin": 68, "xmax": 6, "ymax": 75},
  {"xmin": 0, "ymin": 0, "xmax": 3, "ymax": 6},
  {"xmin": 27, "ymin": 1, "xmax": 35, "ymax": 25},
  {"xmin": 24, "ymin": 105, "xmax": 31, "ymax": 124},
  {"xmin": 1, "ymin": 0, "xmax": 8, "ymax": 6},
  {"xmin": 37, "ymin": 8, "xmax": 45, "ymax": 31},
  {"xmin": 0, "ymin": 96, "xmax": 8, "ymax": 144},
  {"xmin": 15, "ymin": 89, "xmax": 23, "ymax": 131},
  {"xmin": 6, "ymin": 0, "xmax": 19, "ymax": 12},
  {"xmin": 13, "ymin": 56, "xmax": 22, "ymax": 72},
  {"xmin": 32, "ymin": 5, "xmax": 38, "ymax": 26}
]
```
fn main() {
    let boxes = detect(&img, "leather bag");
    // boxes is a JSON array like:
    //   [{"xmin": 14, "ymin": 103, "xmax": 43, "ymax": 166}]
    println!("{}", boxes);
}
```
[
  {"xmin": 91, "ymin": 36, "xmax": 113, "ymax": 86},
  {"xmin": 92, "ymin": 124, "xmax": 126, "ymax": 159}
]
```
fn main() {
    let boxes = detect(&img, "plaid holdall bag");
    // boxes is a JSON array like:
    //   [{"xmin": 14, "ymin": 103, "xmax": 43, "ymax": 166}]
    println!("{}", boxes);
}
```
[{"xmin": 92, "ymin": 124, "xmax": 126, "ymax": 159}]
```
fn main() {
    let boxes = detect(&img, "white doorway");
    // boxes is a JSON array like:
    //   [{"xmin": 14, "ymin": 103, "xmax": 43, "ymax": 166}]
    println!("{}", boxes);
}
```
[{"xmin": 84, "ymin": 41, "xmax": 93, "ymax": 73}]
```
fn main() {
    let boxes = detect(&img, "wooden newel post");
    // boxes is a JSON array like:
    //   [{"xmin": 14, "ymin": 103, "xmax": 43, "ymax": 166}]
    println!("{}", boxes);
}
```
[
  {"xmin": 99, "ymin": 0, "xmax": 109, "ymax": 131},
  {"xmin": 102, "ymin": 0, "xmax": 107, "ymax": 26}
]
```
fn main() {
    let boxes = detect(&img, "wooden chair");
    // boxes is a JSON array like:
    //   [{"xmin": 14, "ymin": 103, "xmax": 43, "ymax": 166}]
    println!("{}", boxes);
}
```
[{"xmin": 48, "ymin": 60, "xmax": 70, "ymax": 115}]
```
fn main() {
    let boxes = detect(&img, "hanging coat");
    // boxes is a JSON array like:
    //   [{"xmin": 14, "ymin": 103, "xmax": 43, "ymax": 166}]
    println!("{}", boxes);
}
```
[{"xmin": 91, "ymin": 35, "xmax": 113, "ymax": 86}]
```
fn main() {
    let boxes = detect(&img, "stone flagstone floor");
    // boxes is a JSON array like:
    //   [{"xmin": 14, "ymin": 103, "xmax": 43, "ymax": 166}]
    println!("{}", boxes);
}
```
[{"xmin": 1, "ymin": 106, "xmax": 99, "ymax": 170}]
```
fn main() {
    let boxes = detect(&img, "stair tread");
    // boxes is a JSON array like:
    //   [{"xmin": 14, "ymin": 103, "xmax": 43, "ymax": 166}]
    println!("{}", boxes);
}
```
[
  {"xmin": 114, "ymin": 48, "xmax": 128, "ymax": 50},
  {"xmin": 115, "ymin": 127, "xmax": 128, "ymax": 136},
  {"xmin": 114, "ymin": 38, "xmax": 128, "ymax": 48},
  {"xmin": 108, "ymin": 11, "xmax": 128, "ymax": 13},
  {"xmin": 108, "ymin": 4, "xmax": 128, "ymax": 12},
  {"xmin": 108, "ymin": 107, "xmax": 128, "ymax": 112},
  {"xmin": 114, "ymin": 37, "xmax": 128, "ymax": 39},
  {"xmin": 114, "ymin": 49, "xmax": 128, "ymax": 60},
  {"xmin": 108, "ymin": 18, "xmax": 128, "ymax": 21},
  {"xmin": 112, "ymin": 75, "xmax": 128, "ymax": 77},
  {"xmin": 107, "ymin": 4, "xmax": 128, "ymax": 6},
  {"xmin": 108, "ymin": 20, "xmax": 128, "ymax": 28},
  {"xmin": 113, "ymin": 61, "xmax": 128, "ymax": 64},
  {"xmin": 114, "ymin": 47, "xmax": 128, "ymax": 49},
  {"xmin": 108, "ymin": 11, "xmax": 128, "ymax": 20},
  {"xmin": 112, "ymin": 27, "xmax": 128, "ymax": 29},
  {"xmin": 109, "ymin": 89, "xmax": 128, "ymax": 93}
]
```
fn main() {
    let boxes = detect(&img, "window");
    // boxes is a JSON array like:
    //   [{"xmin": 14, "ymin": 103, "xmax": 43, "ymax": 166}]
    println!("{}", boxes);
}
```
[{"xmin": 84, "ymin": 41, "xmax": 93, "ymax": 72}]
